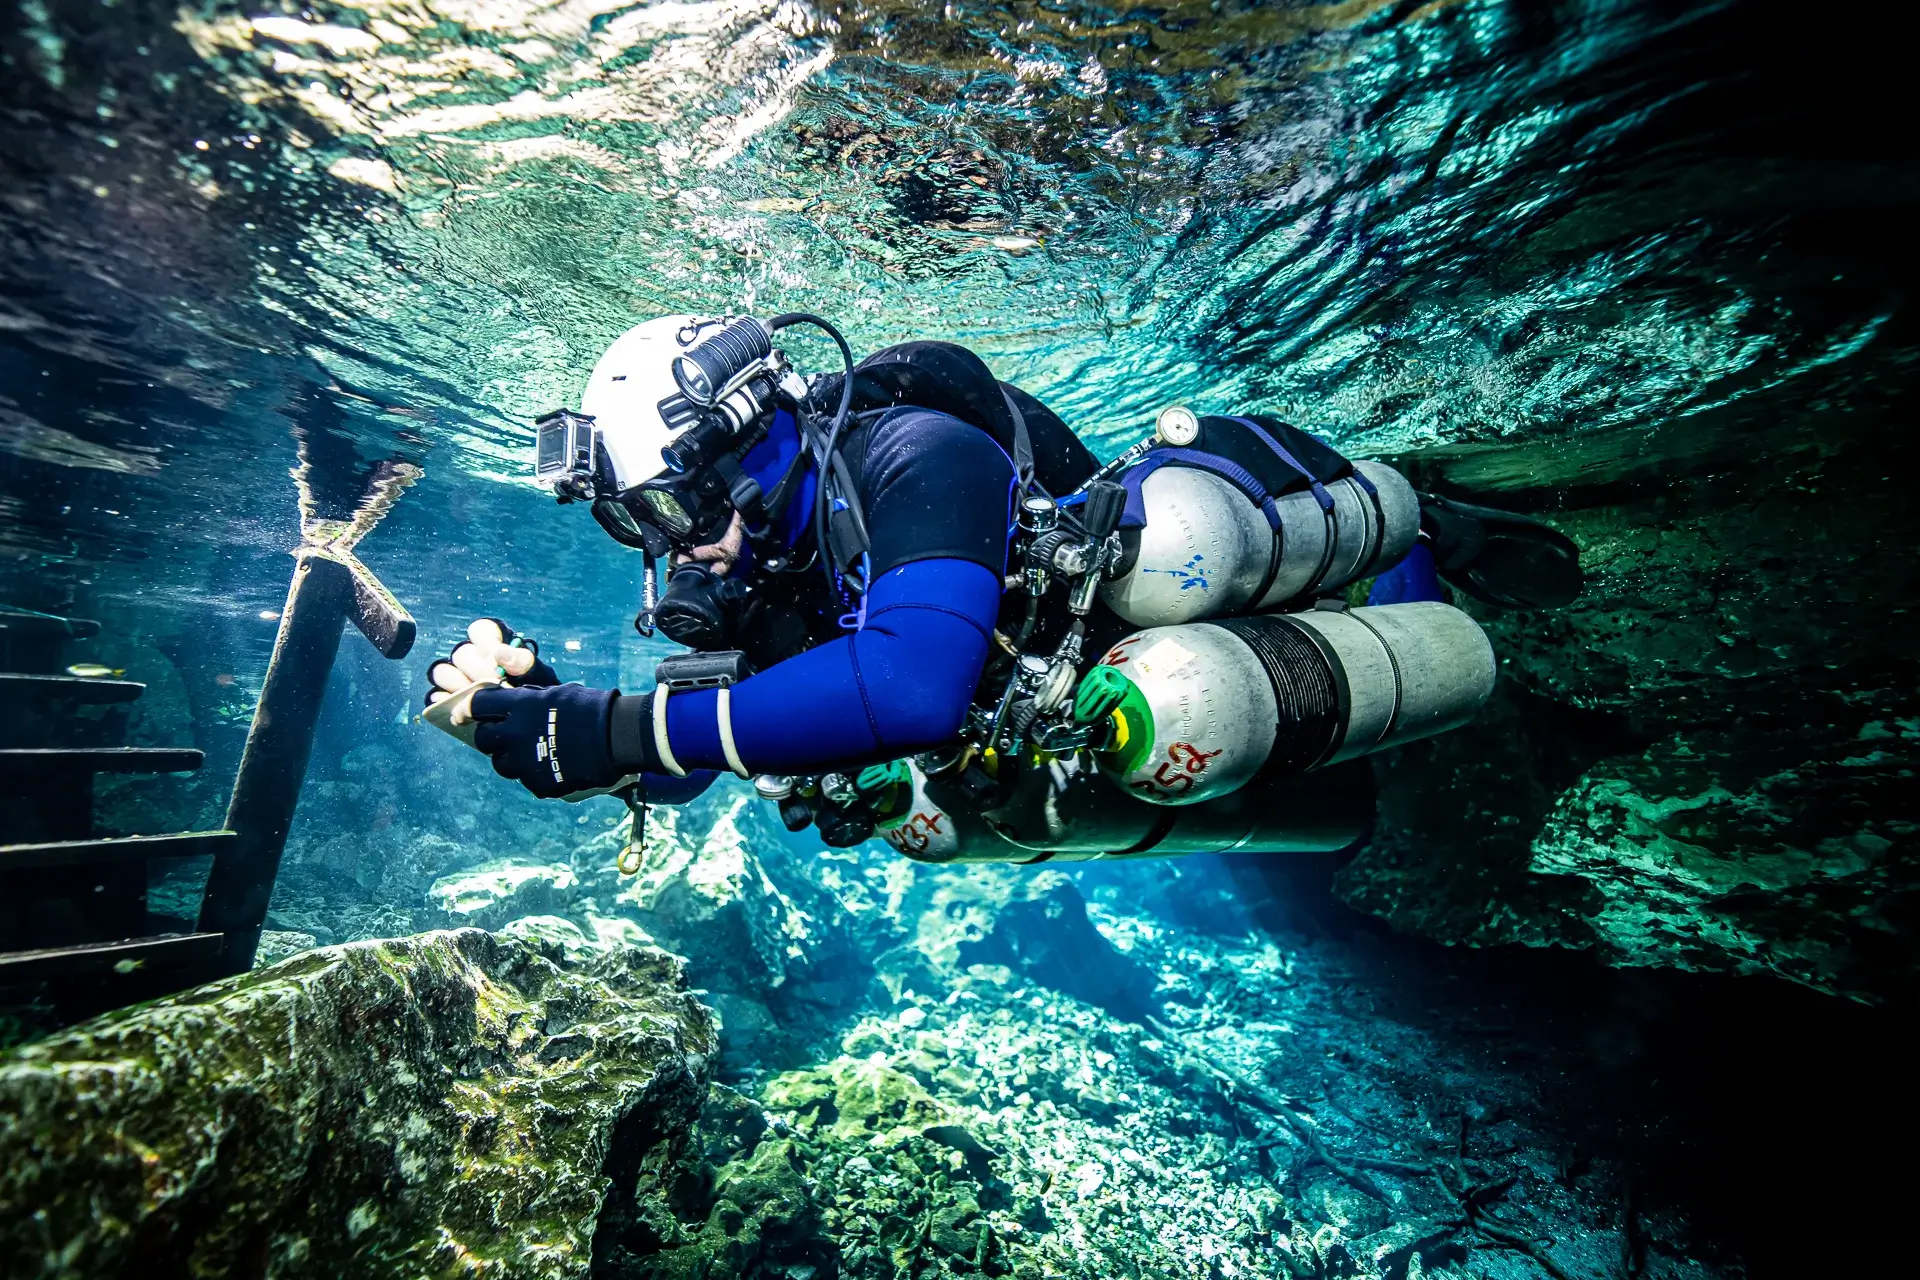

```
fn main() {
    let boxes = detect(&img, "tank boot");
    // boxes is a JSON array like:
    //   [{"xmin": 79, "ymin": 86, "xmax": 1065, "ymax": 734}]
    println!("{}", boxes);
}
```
[{"xmin": 1416, "ymin": 493, "xmax": 1583, "ymax": 609}]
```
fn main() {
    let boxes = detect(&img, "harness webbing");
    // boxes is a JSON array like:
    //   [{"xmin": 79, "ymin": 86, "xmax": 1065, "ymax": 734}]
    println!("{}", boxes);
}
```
[{"xmin": 1116, "ymin": 448, "xmax": 1283, "ymax": 532}]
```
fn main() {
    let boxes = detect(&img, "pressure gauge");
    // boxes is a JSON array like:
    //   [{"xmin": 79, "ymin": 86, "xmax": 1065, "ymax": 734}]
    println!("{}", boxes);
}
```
[{"xmin": 1155, "ymin": 405, "xmax": 1200, "ymax": 446}]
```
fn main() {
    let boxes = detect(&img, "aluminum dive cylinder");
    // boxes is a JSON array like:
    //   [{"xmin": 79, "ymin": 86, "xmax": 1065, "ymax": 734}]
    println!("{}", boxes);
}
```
[
  {"xmin": 1091, "ymin": 602, "xmax": 1495, "ymax": 805},
  {"xmin": 886, "ymin": 758, "xmax": 1375, "ymax": 865},
  {"xmin": 1101, "ymin": 459, "xmax": 1420, "ymax": 626}
]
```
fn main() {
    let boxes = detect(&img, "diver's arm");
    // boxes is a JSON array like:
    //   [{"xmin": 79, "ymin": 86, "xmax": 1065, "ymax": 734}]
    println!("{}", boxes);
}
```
[
  {"xmin": 637, "ymin": 769, "xmax": 720, "ymax": 804},
  {"xmin": 611, "ymin": 408, "xmax": 1015, "ymax": 779},
  {"xmin": 614, "ymin": 557, "xmax": 999, "ymax": 777}
]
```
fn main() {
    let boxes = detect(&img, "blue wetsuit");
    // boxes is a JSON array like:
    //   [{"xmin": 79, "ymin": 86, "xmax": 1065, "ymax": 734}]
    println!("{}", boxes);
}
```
[{"xmin": 607, "ymin": 406, "xmax": 1017, "ymax": 793}]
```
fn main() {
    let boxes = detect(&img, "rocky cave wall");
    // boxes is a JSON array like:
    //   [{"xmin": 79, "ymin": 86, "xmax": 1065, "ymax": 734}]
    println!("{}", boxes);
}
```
[
  {"xmin": 3, "ymin": 805, "xmax": 1736, "ymax": 1280},
  {"xmin": 1346, "ymin": 412, "xmax": 1920, "ymax": 1001}
]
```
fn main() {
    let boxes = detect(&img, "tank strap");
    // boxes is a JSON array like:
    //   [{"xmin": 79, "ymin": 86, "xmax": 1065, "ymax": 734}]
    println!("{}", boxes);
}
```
[
  {"xmin": 1227, "ymin": 416, "xmax": 1336, "ymax": 513},
  {"xmin": 1117, "ymin": 448, "xmax": 1283, "ymax": 532},
  {"xmin": 1335, "ymin": 454, "xmax": 1392, "ymax": 575},
  {"xmin": 1227, "ymin": 416, "xmax": 1343, "ymax": 596},
  {"xmin": 1001, "ymin": 387, "xmax": 1038, "ymax": 498}
]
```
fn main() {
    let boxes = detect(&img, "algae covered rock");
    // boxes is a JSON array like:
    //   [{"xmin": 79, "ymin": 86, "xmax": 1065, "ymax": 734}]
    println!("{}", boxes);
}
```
[
  {"xmin": 597, "ymin": 1085, "xmax": 838, "ymax": 1280},
  {"xmin": 1341, "ymin": 447, "xmax": 1920, "ymax": 1000},
  {"xmin": 0, "ymin": 929, "xmax": 716, "ymax": 1279}
]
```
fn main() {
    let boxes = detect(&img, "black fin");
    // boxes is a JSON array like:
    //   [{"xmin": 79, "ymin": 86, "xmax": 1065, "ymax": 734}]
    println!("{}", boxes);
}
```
[{"xmin": 1419, "ymin": 494, "xmax": 1583, "ymax": 610}]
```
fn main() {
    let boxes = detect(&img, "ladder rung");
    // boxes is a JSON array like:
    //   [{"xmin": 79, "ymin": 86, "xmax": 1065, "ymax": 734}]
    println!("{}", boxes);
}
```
[
  {"xmin": 0, "ymin": 672, "xmax": 145, "ymax": 704},
  {"xmin": 0, "ymin": 830, "xmax": 236, "ymax": 870},
  {"xmin": 0, "ymin": 932, "xmax": 224, "ymax": 981},
  {"xmin": 0, "ymin": 747, "xmax": 205, "ymax": 777}
]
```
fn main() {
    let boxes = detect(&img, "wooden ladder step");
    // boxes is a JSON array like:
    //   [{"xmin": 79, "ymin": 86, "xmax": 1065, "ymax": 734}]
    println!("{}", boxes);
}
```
[
  {"xmin": 0, "ymin": 672, "xmax": 145, "ymax": 704},
  {"xmin": 0, "ymin": 932, "xmax": 224, "ymax": 982},
  {"xmin": 0, "ymin": 830, "xmax": 236, "ymax": 870},
  {"xmin": 0, "ymin": 747, "xmax": 205, "ymax": 777},
  {"xmin": 0, "ymin": 609, "xmax": 100, "ymax": 641}
]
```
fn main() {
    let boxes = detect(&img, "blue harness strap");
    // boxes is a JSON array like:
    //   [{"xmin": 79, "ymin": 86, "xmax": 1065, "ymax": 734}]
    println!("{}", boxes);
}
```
[
  {"xmin": 1118, "ymin": 448, "xmax": 1283, "ymax": 531},
  {"xmin": 1228, "ymin": 416, "xmax": 1338, "ymax": 512}
]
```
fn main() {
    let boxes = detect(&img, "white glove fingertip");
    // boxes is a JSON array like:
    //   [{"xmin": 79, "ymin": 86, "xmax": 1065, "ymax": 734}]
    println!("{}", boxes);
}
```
[
  {"xmin": 499, "ymin": 646, "xmax": 535, "ymax": 677},
  {"xmin": 468, "ymin": 618, "xmax": 507, "ymax": 646}
]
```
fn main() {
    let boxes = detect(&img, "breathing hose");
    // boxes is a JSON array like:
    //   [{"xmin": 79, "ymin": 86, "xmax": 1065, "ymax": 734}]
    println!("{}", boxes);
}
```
[{"xmin": 767, "ymin": 311, "xmax": 856, "ymax": 595}]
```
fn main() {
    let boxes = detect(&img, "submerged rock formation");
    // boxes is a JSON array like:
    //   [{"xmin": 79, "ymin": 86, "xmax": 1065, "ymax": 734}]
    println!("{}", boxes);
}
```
[
  {"xmin": 1345, "ymin": 429, "xmax": 1920, "ymax": 1001},
  {"xmin": 0, "ymin": 930, "xmax": 715, "ymax": 1279},
  {"xmin": 428, "ymin": 859, "xmax": 581, "ymax": 930}
]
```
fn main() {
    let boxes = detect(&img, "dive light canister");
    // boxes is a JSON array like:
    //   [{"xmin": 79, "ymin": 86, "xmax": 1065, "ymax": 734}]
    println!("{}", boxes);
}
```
[
  {"xmin": 1090, "ymin": 602, "xmax": 1495, "ymax": 805},
  {"xmin": 1101, "ymin": 459, "xmax": 1419, "ymax": 626}
]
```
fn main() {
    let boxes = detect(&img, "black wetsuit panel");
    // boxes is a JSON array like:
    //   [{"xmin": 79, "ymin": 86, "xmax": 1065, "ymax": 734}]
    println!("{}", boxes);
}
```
[{"xmin": 850, "ymin": 409, "xmax": 1018, "ymax": 576}]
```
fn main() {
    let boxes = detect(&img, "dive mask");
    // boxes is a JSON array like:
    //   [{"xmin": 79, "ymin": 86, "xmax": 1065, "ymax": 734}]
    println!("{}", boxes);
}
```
[
  {"xmin": 538, "ymin": 311, "xmax": 852, "ymax": 559},
  {"xmin": 535, "ymin": 390, "xmax": 756, "ymax": 553}
]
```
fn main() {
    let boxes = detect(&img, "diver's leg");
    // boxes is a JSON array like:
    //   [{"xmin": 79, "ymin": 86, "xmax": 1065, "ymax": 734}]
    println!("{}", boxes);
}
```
[{"xmin": 1366, "ymin": 542, "xmax": 1446, "ymax": 605}]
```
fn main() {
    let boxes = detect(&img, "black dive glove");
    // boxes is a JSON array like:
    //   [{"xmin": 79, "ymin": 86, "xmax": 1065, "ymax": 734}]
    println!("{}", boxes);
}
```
[{"xmin": 470, "ymin": 684, "xmax": 631, "ymax": 799}]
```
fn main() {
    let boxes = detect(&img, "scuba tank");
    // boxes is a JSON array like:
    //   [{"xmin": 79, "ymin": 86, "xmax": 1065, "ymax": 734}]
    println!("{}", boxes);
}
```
[
  {"xmin": 1099, "ymin": 414, "xmax": 1422, "ymax": 626},
  {"xmin": 870, "ymin": 600, "xmax": 1488, "ymax": 862},
  {"xmin": 1102, "ymin": 460, "xmax": 1420, "ymax": 625},
  {"xmin": 1088, "ymin": 602, "xmax": 1495, "ymax": 805},
  {"xmin": 877, "ymin": 758, "xmax": 1375, "ymax": 864}
]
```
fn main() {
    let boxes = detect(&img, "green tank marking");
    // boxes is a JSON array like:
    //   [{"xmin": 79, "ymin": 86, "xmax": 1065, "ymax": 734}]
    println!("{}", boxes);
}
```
[
  {"xmin": 861, "ymin": 759, "xmax": 916, "ymax": 827},
  {"xmin": 1080, "ymin": 666, "xmax": 1155, "ymax": 776},
  {"xmin": 1074, "ymin": 665, "xmax": 1130, "ymax": 723}
]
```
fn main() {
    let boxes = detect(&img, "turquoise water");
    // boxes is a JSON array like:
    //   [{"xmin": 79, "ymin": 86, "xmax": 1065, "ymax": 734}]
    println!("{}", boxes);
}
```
[
  {"xmin": 6, "ymin": 0, "xmax": 1908, "ymax": 646},
  {"xmin": 2, "ymin": 0, "xmax": 1916, "ymax": 1273}
]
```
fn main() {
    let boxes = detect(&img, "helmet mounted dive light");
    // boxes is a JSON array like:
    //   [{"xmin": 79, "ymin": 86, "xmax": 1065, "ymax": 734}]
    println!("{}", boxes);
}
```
[{"xmin": 537, "ymin": 309, "xmax": 858, "ymax": 618}]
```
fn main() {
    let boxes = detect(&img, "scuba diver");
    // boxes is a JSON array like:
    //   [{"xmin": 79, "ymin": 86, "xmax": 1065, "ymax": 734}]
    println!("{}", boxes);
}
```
[{"xmin": 426, "ymin": 314, "xmax": 1581, "ymax": 863}]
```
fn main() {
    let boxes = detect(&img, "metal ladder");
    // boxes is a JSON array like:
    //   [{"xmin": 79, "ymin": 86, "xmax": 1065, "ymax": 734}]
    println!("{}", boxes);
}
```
[{"xmin": 0, "ymin": 459, "xmax": 419, "ymax": 1023}]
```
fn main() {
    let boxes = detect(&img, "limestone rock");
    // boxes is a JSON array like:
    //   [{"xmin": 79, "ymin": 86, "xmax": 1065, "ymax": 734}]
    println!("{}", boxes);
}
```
[
  {"xmin": 765, "ymin": 1054, "xmax": 954, "ymax": 1148},
  {"xmin": 427, "ymin": 859, "xmax": 579, "ymax": 930},
  {"xmin": 601, "ymin": 1086, "xmax": 838, "ymax": 1279},
  {"xmin": 607, "ymin": 794, "xmax": 880, "ymax": 1050},
  {"xmin": 252, "ymin": 929, "xmax": 318, "ymax": 967},
  {"xmin": 613, "ymin": 797, "xmax": 816, "ymax": 994},
  {"xmin": 0, "ymin": 929, "xmax": 716, "ymax": 1278}
]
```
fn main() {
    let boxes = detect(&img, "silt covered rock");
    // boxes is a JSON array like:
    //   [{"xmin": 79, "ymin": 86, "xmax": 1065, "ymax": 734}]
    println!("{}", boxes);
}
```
[{"xmin": 427, "ymin": 859, "xmax": 580, "ymax": 930}]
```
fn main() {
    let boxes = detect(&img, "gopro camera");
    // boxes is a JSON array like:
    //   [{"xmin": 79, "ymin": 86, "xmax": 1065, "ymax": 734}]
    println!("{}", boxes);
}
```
[{"xmin": 535, "ymin": 408, "xmax": 597, "ymax": 499}]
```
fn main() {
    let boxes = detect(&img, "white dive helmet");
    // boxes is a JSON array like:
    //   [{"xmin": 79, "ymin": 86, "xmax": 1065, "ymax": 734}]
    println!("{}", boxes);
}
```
[{"xmin": 577, "ymin": 314, "xmax": 702, "ymax": 491}]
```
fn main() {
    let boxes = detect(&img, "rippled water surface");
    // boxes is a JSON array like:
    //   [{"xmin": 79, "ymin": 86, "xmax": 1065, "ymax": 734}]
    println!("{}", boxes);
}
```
[{"xmin": 7, "ymin": 0, "xmax": 1913, "ymax": 653}]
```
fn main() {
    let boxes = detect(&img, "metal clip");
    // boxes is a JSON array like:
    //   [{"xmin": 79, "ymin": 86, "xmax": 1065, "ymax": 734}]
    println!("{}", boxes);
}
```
[{"xmin": 618, "ymin": 791, "xmax": 648, "ymax": 875}]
